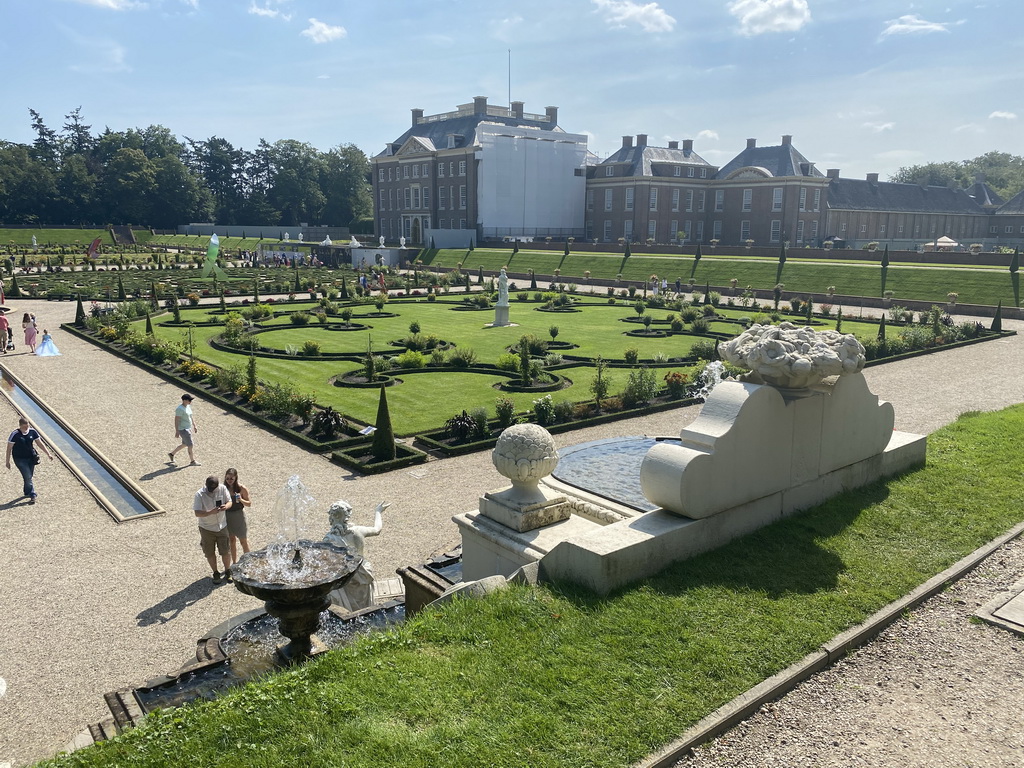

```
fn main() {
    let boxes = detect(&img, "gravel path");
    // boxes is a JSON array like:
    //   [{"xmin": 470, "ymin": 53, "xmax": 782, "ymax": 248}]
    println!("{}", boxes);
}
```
[{"xmin": 0, "ymin": 300, "xmax": 1020, "ymax": 767}]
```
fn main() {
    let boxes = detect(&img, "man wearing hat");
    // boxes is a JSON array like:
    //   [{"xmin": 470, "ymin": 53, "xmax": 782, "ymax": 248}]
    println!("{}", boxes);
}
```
[{"xmin": 169, "ymin": 393, "xmax": 200, "ymax": 466}]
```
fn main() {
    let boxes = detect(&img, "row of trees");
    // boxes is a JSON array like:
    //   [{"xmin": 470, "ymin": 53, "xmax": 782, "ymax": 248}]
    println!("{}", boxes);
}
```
[
  {"xmin": 0, "ymin": 107, "xmax": 373, "ymax": 229},
  {"xmin": 891, "ymin": 151, "xmax": 1024, "ymax": 200}
]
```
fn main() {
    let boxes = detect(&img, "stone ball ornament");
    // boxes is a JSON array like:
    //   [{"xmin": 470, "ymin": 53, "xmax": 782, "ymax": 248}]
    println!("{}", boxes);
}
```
[
  {"xmin": 492, "ymin": 423, "xmax": 560, "ymax": 491},
  {"xmin": 719, "ymin": 322, "xmax": 866, "ymax": 390}
]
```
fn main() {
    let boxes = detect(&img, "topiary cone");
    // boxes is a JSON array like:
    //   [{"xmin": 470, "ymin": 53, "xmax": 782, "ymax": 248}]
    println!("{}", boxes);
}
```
[
  {"xmin": 991, "ymin": 300, "xmax": 1002, "ymax": 332},
  {"xmin": 370, "ymin": 383, "xmax": 396, "ymax": 462}
]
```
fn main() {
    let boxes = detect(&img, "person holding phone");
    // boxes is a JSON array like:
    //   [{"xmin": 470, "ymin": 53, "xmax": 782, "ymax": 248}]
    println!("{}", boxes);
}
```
[
  {"xmin": 222, "ymin": 467, "xmax": 251, "ymax": 569},
  {"xmin": 193, "ymin": 475, "xmax": 232, "ymax": 584}
]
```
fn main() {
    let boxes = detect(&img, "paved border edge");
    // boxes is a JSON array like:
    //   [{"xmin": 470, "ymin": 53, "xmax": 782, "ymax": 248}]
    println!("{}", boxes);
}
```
[{"xmin": 634, "ymin": 519, "xmax": 1024, "ymax": 768}]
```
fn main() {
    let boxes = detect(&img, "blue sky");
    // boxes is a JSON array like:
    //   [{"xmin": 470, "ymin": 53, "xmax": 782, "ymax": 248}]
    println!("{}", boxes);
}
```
[{"xmin": 1, "ymin": 0, "xmax": 1021, "ymax": 180}]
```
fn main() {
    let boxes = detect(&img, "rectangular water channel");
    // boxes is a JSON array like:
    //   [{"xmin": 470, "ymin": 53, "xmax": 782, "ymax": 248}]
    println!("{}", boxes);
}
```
[{"xmin": 0, "ymin": 368, "xmax": 158, "ymax": 520}]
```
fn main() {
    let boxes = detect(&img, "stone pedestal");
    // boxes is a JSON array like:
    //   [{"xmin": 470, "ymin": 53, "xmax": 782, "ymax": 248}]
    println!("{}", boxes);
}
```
[{"xmin": 492, "ymin": 304, "xmax": 510, "ymax": 327}]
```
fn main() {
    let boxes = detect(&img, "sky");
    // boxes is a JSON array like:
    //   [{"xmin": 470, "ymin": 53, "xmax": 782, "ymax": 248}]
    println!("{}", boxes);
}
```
[{"xmin": 1, "ymin": 0, "xmax": 1021, "ymax": 181}]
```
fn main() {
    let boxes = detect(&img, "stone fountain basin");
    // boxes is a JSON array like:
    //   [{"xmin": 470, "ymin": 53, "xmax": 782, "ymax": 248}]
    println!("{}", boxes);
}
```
[{"xmin": 232, "ymin": 541, "xmax": 363, "ymax": 604}]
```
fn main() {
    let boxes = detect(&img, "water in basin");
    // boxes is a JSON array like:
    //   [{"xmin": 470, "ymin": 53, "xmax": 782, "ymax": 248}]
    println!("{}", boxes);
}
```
[{"xmin": 551, "ymin": 436, "xmax": 682, "ymax": 512}]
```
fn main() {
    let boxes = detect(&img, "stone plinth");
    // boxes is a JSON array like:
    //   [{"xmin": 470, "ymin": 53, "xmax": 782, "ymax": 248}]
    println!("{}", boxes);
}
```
[
  {"xmin": 492, "ymin": 304, "xmax": 510, "ymax": 327},
  {"xmin": 480, "ymin": 485, "xmax": 569, "ymax": 532}
]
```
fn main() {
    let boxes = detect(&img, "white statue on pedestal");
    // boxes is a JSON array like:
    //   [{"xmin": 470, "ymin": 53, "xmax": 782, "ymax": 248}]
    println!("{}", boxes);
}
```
[
  {"xmin": 324, "ymin": 500, "xmax": 391, "ymax": 611},
  {"xmin": 379, "ymin": 235, "xmax": 385, "ymax": 248},
  {"xmin": 400, "ymin": 236, "xmax": 407, "ymax": 249},
  {"xmin": 497, "ymin": 266, "xmax": 510, "ymax": 306}
]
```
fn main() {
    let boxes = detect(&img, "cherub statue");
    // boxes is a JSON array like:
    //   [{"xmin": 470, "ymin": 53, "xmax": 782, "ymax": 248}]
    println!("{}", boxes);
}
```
[{"xmin": 324, "ymin": 500, "xmax": 391, "ymax": 611}]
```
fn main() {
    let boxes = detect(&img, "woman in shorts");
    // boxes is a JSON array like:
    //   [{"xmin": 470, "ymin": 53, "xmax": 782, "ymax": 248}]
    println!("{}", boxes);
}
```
[{"xmin": 223, "ymin": 467, "xmax": 251, "ymax": 567}]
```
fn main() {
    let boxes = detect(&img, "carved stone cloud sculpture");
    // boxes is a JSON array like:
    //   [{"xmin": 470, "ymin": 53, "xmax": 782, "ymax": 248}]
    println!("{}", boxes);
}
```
[
  {"xmin": 642, "ymin": 324, "xmax": 893, "ymax": 519},
  {"xmin": 719, "ymin": 322, "xmax": 865, "ymax": 389}
]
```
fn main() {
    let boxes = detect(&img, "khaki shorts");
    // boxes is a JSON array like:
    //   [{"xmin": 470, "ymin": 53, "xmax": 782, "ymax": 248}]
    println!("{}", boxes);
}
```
[
  {"xmin": 178, "ymin": 428, "xmax": 194, "ymax": 447},
  {"xmin": 199, "ymin": 526, "xmax": 229, "ymax": 558}
]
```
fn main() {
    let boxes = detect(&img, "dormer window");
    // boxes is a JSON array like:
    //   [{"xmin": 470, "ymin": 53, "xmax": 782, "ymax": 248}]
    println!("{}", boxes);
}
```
[
  {"xmin": 605, "ymin": 166, "xmax": 614, "ymax": 177},
  {"xmin": 673, "ymin": 167, "xmax": 681, "ymax": 176}
]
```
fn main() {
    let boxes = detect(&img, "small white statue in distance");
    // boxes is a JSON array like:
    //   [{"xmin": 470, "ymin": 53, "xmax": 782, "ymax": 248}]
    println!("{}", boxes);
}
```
[
  {"xmin": 497, "ymin": 266, "xmax": 510, "ymax": 306},
  {"xmin": 324, "ymin": 500, "xmax": 391, "ymax": 611},
  {"xmin": 379, "ymin": 235, "xmax": 385, "ymax": 248}
]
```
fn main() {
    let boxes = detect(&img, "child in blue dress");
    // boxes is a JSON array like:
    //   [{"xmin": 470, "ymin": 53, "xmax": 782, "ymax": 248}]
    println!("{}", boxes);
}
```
[{"xmin": 35, "ymin": 329, "xmax": 60, "ymax": 357}]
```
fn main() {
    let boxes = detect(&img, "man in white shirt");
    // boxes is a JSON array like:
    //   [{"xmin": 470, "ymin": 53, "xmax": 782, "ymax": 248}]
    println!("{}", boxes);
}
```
[
  {"xmin": 169, "ymin": 393, "xmax": 200, "ymax": 466},
  {"xmin": 194, "ymin": 475, "xmax": 232, "ymax": 583}
]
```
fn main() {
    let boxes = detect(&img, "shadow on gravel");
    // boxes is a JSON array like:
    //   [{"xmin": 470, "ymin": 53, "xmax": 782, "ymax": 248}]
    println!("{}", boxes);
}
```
[
  {"xmin": 136, "ymin": 577, "xmax": 219, "ymax": 626},
  {"xmin": 139, "ymin": 465, "xmax": 189, "ymax": 481},
  {"xmin": 0, "ymin": 496, "xmax": 35, "ymax": 510}
]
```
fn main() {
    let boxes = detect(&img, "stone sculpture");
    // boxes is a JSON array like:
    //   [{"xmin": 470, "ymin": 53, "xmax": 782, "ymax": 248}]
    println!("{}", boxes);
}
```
[
  {"xmin": 323, "ymin": 500, "xmax": 390, "ymax": 611},
  {"xmin": 497, "ymin": 266, "xmax": 510, "ymax": 306},
  {"xmin": 719, "ymin": 322, "xmax": 864, "ymax": 389},
  {"xmin": 379, "ymin": 235, "xmax": 385, "ymax": 248}
]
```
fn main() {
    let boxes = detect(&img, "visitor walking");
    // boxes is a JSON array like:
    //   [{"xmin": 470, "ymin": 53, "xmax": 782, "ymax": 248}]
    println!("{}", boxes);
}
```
[
  {"xmin": 35, "ymin": 329, "xmax": 60, "ymax": 357},
  {"xmin": 22, "ymin": 312, "xmax": 37, "ymax": 353},
  {"xmin": 169, "ymin": 393, "xmax": 200, "ymax": 466},
  {"xmin": 5, "ymin": 417, "xmax": 53, "ymax": 504},
  {"xmin": 223, "ymin": 467, "xmax": 251, "ymax": 567},
  {"xmin": 193, "ymin": 475, "xmax": 232, "ymax": 584},
  {"xmin": 0, "ymin": 309, "xmax": 9, "ymax": 355}
]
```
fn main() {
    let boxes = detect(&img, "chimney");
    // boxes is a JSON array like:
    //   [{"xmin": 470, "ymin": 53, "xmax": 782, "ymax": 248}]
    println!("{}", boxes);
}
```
[
  {"xmin": 866, "ymin": 173, "xmax": 879, "ymax": 183},
  {"xmin": 622, "ymin": 136, "xmax": 633, "ymax": 148},
  {"xmin": 682, "ymin": 139, "xmax": 693, "ymax": 152},
  {"xmin": 473, "ymin": 96, "xmax": 488, "ymax": 115},
  {"xmin": 411, "ymin": 108, "xmax": 423, "ymax": 127},
  {"xmin": 781, "ymin": 134, "xmax": 792, "ymax": 146},
  {"xmin": 746, "ymin": 138, "xmax": 756, "ymax": 149},
  {"xmin": 668, "ymin": 140, "xmax": 679, "ymax": 150},
  {"xmin": 826, "ymin": 168, "xmax": 840, "ymax": 179},
  {"xmin": 545, "ymin": 105, "xmax": 558, "ymax": 124},
  {"xmin": 636, "ymin": 134, "xmax": 648, "ymax": 147},
  {"xmin": 511, "ymin": 100, "xmax": 524, "ymax": 119}
]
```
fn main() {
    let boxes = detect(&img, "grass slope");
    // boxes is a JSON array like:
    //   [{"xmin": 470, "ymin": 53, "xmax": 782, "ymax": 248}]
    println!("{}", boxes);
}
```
[
  {"xmin": 44, "ymin": 405, "xmax": 1024, "ymax": 768},
  {"xmin": 431, "ymin": 249, "xmax": 1020, "ymax": 307}
]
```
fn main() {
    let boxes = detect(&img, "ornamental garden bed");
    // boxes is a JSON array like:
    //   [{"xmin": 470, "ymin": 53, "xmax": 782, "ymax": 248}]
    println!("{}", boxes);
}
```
[{"xmin": 331, "ymin": 441, "xmax": 428, "ymax": 474}]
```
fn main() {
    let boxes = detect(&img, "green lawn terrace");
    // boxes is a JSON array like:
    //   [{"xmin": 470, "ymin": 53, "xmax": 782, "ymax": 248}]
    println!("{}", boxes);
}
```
[
  {"xmin": 421, "ymin": 247, "xmax": 1022, "ymax": 308},
  {"xmin": 124, "ymin": 291, "xmax": 980, "ymax": 439}
]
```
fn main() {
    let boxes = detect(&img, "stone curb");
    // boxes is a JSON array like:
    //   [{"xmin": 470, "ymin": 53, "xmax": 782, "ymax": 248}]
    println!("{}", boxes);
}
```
[{"xmin": 634, "ymin": 519, "xmax": 1024, "ymax": 768}]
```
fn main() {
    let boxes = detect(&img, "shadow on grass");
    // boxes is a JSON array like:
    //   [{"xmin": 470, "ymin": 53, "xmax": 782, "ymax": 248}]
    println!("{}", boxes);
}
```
[
  {"xmin": 689, "ymin": 260, "xmax": 699, "ymax": 280},
  {"xmin": 554, "ymin": 481, "xmax": 890, "ymax": 609},
  {"xmin": 880, "ymin": 266, "xmax": 888, "ymax": 297},
  {"xmin": 775, "ymin": 263, "xmax": 786, "ymax": 286},
  {"xmin": 1012, "ymin": 272, "xmax": 1019, "ymax": 307},
  {"xmin": 618, "ymin": 256, "xmax": 630, "ymax": 275}
]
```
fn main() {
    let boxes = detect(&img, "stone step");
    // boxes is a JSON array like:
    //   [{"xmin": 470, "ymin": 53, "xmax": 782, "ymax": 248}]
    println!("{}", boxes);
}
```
[{"xmin": 372, "ymin": 576, "xmax": 404, "ymax": 603}]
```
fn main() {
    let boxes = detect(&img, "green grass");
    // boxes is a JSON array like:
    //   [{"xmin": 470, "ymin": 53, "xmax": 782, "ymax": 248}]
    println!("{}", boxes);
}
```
[
  {"xmin": 43, "ymin": 405, "xmax": 1024, "ymax": 768},
  {"xmin": 432, "ymin": 248, "xmax": 1020, "ymax": 307},
  {"xmin": 147, "ymin": 298, "xmax": 881, "ymax": 434},
  {"xmin": 0, "ymin": 228, "xmax": 114, "ymax": 246}
]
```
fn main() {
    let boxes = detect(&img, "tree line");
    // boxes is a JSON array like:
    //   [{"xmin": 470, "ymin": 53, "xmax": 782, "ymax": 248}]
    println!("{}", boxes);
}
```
[
  {"xmin": 0, "ymin": 107, "xmax": 373, "ymax": 230},
  {"xmin": 891, "ymin": 151, "xmax": 1024, "ymax": 201}
]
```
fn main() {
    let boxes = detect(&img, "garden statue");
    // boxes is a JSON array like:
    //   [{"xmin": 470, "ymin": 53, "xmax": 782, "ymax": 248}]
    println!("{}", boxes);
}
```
[
  {"xmin": 498, "ymin": 266, "xmax": 509, "ymax": 306},
  {"xmin": 323, "ymin": 500, "xmax": 391, "ymax": 611},
  {"xmin": 379, "ymin": 235, "xmax": 385, "ymax": 248},
  {"xmin": 400, "ymin": 236, "xmax": 407, "ymax": 249},
  {"xmin": 298, "ymin": 233, "xmax": 303, "ymax": 242},
  {"xmin": 284, "ymin": 232, "xmax": 290, "ymax": 241}
]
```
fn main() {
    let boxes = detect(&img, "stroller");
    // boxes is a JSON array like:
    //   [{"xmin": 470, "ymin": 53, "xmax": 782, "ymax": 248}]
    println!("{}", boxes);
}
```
[{"xmin": 6, "ymin": 328, "xmax": 13, "ymax": 352}]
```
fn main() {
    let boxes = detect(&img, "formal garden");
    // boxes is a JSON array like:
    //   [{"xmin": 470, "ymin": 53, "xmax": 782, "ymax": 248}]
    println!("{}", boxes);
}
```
[{"xmin": 61, "ymin": 259, "xmax": 1011, "ymax": 473}]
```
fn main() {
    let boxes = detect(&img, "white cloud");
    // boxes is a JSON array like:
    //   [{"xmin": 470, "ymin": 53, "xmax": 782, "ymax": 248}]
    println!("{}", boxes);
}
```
[
  {"xmin": 592, "ymin": 0, "xmax": 676, "ymax": 34},
  {"xmin": 68, "ymin": 0, "xmax": 141, "ymax": 9},
  {"xmin": 316, "ymin": 74, "xmax": 329, "ymax": 79},
  {"xmin": 879, "ymin": 15, "xmax": 951, "ymax": 38},
  {"xmin": 696, "ymin": 129, "xmax": 719, "ymax": 141},
  {"xmin": 70, "ymin": 41, "xmax": 131, "ymax": 73},
  {"xmin": 727, "ymin": 0, "xmax": 811, "ymax": 37},
  {"xmin": 249, "ymin": 1, "xmax": 292, "ymax": 21},
  {"xmin": 953, "ymin": 123, "xmax": 984, "ymax": 133},
  {"xmin": 301, "ymin": 18, "xmax": 347, "ymax": 44},
  {"xmin": 864, "ymin": 121, "xmax": 894, "ymax": 133},
  {"xmin": 988, "ymin": 110, "xmax": 1017, "ymax": 120}
]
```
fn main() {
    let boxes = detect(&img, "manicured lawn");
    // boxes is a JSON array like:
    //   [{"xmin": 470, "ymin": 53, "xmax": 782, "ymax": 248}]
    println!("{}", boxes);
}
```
[
  {"xmin": 44, "ymin": 405, "xmax": 1024, "ymax": 768},
  {"xmin": 144, "ymin": 298, "xmax": 882, "ymax": 435},
  {"xmin": 428, "ymin": 248, "xmax": 1020, "ymax": 307}
]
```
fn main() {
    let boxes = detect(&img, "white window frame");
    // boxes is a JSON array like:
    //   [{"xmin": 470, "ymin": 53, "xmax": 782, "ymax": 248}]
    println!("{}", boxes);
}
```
[
  {"xmin": 437, "ymin": 162, "xmax": 445, "ymax": 178},
  {"xmin": 685, "ymin": 190, "xmax": 693, "ymax": 212},
  {"xmin": 422, "ymin": 187, "xmax": 430, "ymax": 208},
  {"xmin": 439, "ymin": 187, "xmax": 447, "ymax": 210},
  {"xmin": 672, "ymin": 189, "xmax": 680, "ymax": 211},
  {"xmin": 813, "ymin": 189, "xmax": 821, "ymax": 211},
  {"xmin": 403, "ymin": 165, "xmax": 410, "ymax": 179},
  {"xmin": 378, "ymin": 169, "xmax": 384, "ymax": 182},
  {"xmin": 413, "ymin": 164, "xmax": 420, "ymax": 178},
  {"xmin": 700, "ymin": 168, "xmax": 707, "ymax": 178},
  {"xmin": 698, "ymin": 191, "xmax": 706, "ymax": 212},
  {"xmin": 688, "ymin": 167, "xmax": 695, "ymax": 177},
  {"xmin": 712, "ymin": 220, "xmax": 722, "ymax": 240},
  {"xmin": 796, "ymin": 220, "xmax": 805, "ymax": 243},
  {"xmin": 770, "ymin": 220, "xmax": 782, "ymax": 242},
  {"xmin": 403, "ymin": 188, "xmax": 411, "ymax": 208},
  {"xmin": 604, "ymin": 189, "xmax": 613, "ymax": 212},
  {"xmin": 649, "ymin": 188, "xmax": 658, "ymax": 211},
  {"xmin": 605, "ymin": 166, "xmax": 614, "ymax": 177},
  {"xmin": 742, "ymin": 189, "xmax": 752, "ymax": 212},
  {"xmin": 673, "ymin": 167, "xmax": 681, "ymax": 177},
  {"xmin": 624, "ymin": 220, "xmax": 633, "ymax": 242},
  {"xmin": 603, "ymin": 220, "xmax": 612, "ymax": 241},
  {"xmin": 459, "ymin": 185, "xmax": 467, "ymax": 209},
  {"xmin": 714, "ymin": 190, "xmax": 724, "ymax": 212},
  {"xmin": 625, "ymin": 188, "xmax": 634, "ymax": 211},
  {"xmin": 648, "ymin": 220, "xmax": 657, "ymax": 240},
  {"xmin": 586, "ymin": 190, "xmax": 594, "ymax": 211},
  {"xmin": 799, "ymin": 188, "xmax": 806, "ymax": 212},
  {"xmin": 772, "ymin": 188, "xmax": 783, "ymax": 211},
  {"xmin": 740, "ymin": 220, "xmax": 750, "ymax": 241}
]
